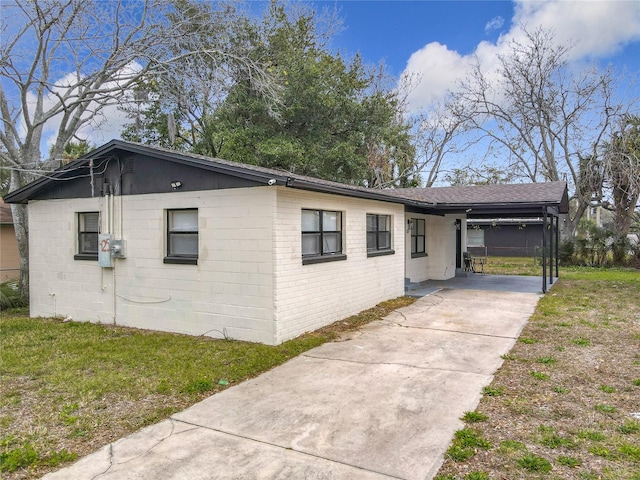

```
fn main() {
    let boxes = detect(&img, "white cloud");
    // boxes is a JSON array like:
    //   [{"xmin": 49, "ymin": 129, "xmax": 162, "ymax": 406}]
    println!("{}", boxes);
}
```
[
  {"xmin": 511, "ymin": 0, "xmax": 640, "ymax": 59},
  {"xmin": 402, "ymin": 42, "xmax": 468, "ymax": 109},
  {"xmin": 485, "ymin": 16, "xmax": 505, "ymax": 33},
  {"xmin": 402, "ymin": 0, "xmax": 640, "ymax": 113},
  {"xmin": 23, "ymin": 63, "xmax": 141, "ymax": 158}
]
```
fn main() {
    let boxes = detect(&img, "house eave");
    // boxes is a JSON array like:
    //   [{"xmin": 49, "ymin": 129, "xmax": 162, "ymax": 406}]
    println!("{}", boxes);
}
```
[{"xmin": 284, "ymin": 177, "xmax": 441, "ymax": 213}]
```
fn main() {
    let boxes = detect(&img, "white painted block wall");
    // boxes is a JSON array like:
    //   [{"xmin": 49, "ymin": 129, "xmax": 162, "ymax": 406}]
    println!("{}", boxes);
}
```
[
  {"xmin": 404, "ymin": 213, "xmax": 465, "ymax": 283},
  {"xmin": 28, "ymin": 188, "xmax": 277, "ymax": 344},
  {"xmin": 28, "ymin": 187, "xmax": 407, "ymax": 345},
  {"xmin": 273, "ymin": 189, "xmax": 406, "ymax": 344}
]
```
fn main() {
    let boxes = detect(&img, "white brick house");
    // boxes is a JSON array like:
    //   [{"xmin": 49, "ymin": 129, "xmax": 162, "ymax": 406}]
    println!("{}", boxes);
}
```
[{"xmin": 4, "ymin": 140, "xmax": 568, "ymax": 344}]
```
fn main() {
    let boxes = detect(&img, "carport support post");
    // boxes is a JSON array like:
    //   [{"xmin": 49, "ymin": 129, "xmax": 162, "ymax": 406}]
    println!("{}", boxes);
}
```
[
  {"xmin": 556, "ymin": 215, "xmax": 560, "ymax": 278},
  {"xmin": 542, "ymin": 210, "xmax": 547, "ymax": 293},
  {"xmin": 549, "ymin": 210, "xmax": 554, "ymax": 286}
]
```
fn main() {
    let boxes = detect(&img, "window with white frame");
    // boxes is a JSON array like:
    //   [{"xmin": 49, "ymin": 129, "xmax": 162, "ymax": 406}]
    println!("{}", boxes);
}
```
[
  {"xmin": 410, "ymin": 218, "xmax": 426, "ymax": 258},
  {"xmin": 75, "ymin": 212, "xmax": 99, "ymax": 260},
  {"xmin": 467, "ymin": 228, "xmax": 485, "ymax": 247},
  {"xmin": 165, "ymin": 209, "xmax": 198, "ymax": 264},
  {"xmin": 366, "ymin": 214, "xmax": 394, "ymax": 256},
  {"xmin": 301, "ymin": 209, "xmax": 345, "ymax": 264}
]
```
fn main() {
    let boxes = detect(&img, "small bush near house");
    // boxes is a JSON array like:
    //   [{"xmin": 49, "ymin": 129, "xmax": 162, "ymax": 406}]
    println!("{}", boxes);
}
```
[{"xmin": 0, "ymin": 280, "xmax": 27, "ymax": 310}]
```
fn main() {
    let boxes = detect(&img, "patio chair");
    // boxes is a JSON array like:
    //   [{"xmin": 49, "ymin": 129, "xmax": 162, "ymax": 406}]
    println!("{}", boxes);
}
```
[{"xmin": 463, "ymin": 252, "xmax": 475, "ymax": 272}]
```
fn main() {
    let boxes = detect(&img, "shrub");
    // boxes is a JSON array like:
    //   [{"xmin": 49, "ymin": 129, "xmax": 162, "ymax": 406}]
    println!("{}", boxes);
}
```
[
  {"xmin": 0, "ymin": 280, "xmax": 27, "ymax": 310},
  {"xmin": 559, "ymin": 239, "xmax": 576, "ymax": 265}
]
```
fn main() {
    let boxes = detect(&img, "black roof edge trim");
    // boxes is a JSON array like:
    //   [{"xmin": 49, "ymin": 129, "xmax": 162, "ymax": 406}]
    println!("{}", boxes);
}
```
[
  {"xmin": 89, "ymin": 140, "xmax": 289, "ymax": 185},
  {"xmin": 3, "ymin": 140, "xmax": 289, "ymax": 203},
  {"xmin": 285, "ymin": 177, "xmax": 441, "ymax": 213}
]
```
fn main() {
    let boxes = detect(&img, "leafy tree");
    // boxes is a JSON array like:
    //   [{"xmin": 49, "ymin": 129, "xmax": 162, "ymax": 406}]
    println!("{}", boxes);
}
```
[
  {"xmin": 48, "ymin": 140, "xmax": 93, "ymax": 166},
  {"xmin": 604, "ymin": 115, "xmax": 640, "ymax": 234},
  {"xmin": 217, "ymin": 2, "xmax": 417, "ymax": 186},
  {"xmin": 121, "ymin": 0, "xmax": 278, "ymax": 156},
  {"xmin": 126, "ymin": 1, "xmax": 417, "ymax": 187},
  {"xmin": 602, "ymin": 114, "xmax": 640, "ymax": 262}
]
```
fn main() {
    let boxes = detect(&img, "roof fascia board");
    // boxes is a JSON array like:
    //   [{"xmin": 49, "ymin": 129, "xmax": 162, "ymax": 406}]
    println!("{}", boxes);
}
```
[
  {"xmin": 286, "ymin": 179, "xmax": 444, "ymax": 215},
  {"xmin": 90, "ymin": 141, "xmax": 290, "ymax": 185}
]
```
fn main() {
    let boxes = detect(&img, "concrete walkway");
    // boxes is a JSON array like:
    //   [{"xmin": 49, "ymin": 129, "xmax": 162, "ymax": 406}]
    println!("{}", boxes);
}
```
[
  {"xmin": 405, "ymin": 273, "xmax": 555, "ymax": 297},
  {"xmin": 44, "ymin": 288, "xmax": 541, "ymax": 480}
]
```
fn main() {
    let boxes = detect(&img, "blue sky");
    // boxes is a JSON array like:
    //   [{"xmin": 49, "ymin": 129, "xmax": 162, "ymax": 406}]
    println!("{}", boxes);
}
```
[
  {"xmin": 284, "ymin": 0, "xmax": 640, "ymax": 113},
  {"xmin": 8, "ymin": 0, "xmax": 639, "ymax": 152},
  {"xmin": 327, "ymin": 1, "xmax": 517, "ymax": 73}
]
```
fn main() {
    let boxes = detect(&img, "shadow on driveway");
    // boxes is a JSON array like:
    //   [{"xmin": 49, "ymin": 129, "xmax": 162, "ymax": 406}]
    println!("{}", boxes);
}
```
[{"xmin": 406, "ymin": 274, "xmax": 557, "ymax": 297}]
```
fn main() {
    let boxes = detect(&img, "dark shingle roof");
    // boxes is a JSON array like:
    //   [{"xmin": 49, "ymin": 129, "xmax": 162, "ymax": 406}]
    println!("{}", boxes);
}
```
[
  {"xmin": 392, "ymin": 182, "xmax": 568, "ymax": 207},
  {"xmin": 3, "ymin": 140, "xmax": 569, "ymax": 216}
]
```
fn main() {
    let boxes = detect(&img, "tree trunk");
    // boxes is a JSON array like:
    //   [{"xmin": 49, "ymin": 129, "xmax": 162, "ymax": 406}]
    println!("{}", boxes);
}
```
[
  {"xmin": 10, "ymin": 203, "xmax": 29, "ymax": 300},
  {"xmin": 9, "ymin": 169, "xmax": 31, "ymax": 302},
  {"xmin": 560, "ymin": 196, "xmax": 589, "ymax": 240}
]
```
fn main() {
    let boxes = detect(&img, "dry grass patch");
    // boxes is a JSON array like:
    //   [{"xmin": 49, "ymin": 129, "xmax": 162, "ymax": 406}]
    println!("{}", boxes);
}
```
[
  {"xmin": 482, "ymin": 256, "xmax": 542, "ymax": 276},
  {"xmin": 0, "ymin": 296, "xmax": 414, "ymax": 479},
  {"xmin": 436, "ymin": 269, "xmax": 640, "ymax": 480}
]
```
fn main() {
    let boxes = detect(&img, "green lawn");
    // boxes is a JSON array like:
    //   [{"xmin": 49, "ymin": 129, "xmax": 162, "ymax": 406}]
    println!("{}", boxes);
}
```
[
  {"xmin": 435, "ymin": 268, "xmax": 640, "ymax": 480},
  {"xmin": 0, "ymin": 297, "xmax": 414, "ymax": 479},
  {"xmin": 481, "ymin": 255, "xmax": 545, "ymax": 276}
]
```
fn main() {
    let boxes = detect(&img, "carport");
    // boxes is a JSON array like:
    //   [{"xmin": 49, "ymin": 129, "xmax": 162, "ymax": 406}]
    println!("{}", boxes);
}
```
[
  {"xmin": 406, "ymin": 273, "xmax": 547, "ymax": 297},
  {"xmin": 394, "ymin": 182, "xmax": 570, "ymax": 293}
]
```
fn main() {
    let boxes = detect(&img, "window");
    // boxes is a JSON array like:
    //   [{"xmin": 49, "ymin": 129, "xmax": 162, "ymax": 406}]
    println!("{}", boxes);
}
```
[
  {"xmin": 75, "ymin": 212, "xmax": 99, "ymax": 260},
  {"xmin": 165, "ymin": 209, "xmax": 198, "ymax": 264},
  {"xmin": 301, "ymin": 209, "xmax": 346, "ymax": 264},
  {"xmin": 467, "ymin": 229, "xmax": 485, "ymax": 247},
  {"xmin": 411, "ymin": 218, "xmax": 426, "ymax": 258},
  {"xmin": 367, "ymin": 214, "xmax": 394, "ymax": 257}
]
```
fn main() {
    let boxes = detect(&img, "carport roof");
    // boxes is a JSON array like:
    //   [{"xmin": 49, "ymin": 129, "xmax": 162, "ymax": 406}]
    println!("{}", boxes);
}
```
[{"xmin": 390, "ymin": 182, "xmax": 569, "ymax": 217}]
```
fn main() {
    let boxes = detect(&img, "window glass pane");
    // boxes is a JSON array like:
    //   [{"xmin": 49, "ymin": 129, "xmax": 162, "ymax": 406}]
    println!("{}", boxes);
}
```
[
  {"xmin": 170, "ymin": 234, "xmax": 198, "ymax": 256},
  {"xmin": 367, "ymin": 232, "xmax": 377, "ymax": 250},
  {"xmin": 366, "ymin": 214, "xmax": 377, "ymax": 232},
  {"xmin": 170, "ymin": 210, "xmax": 198, "ymax": 231},
  {"xmin": 411, "ymin": 237, "xmax": 417, "ymax": 253},
  {"xmin": 379, "ymin": 215, "xmax": 390, "ymax": 232},
  {"xmin": 323, "ymin": 232, "xmax": 341, "ymax": 253},
  {"xmin": 80, "ymin": 233, "xmax": 98, "ymax": 253},
  {"xmin": 322, "ymin": 211, "xmax": 340, "ymax": 231},
  {"xmin": 302, "ymin": 233, "xmax": 320, "ymax": 255},
  {"xmin": 416, "ymin": 236, "xmax": 425, "ymax": 253},
  {"xmin": 378, "ymin": 232, "xmax": 391, "ymax": 249},
  {"xmin": 82, "ymin": 212, "xmax": 99, "ymax": 232},
  {"xmin": 467, "ymin": 229, "xmax": 485, "ymax": 247},
  {"xmin": 302, "ymin": 210, "xmax": 320, "ymax": 232},
  {"xmin": 416, "ymin": 219, "xmax": 425, "ymax": 235}
]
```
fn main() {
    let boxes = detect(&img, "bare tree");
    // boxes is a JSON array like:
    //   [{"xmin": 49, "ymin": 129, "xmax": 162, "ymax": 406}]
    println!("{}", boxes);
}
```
[
  {"xmin": 0, "ymin": 0, "xmax": 278, "ymax": 299},
  {"xmin": 449, "ymin": 27, "xmax": 622, "ymax": 237},
  {"xmin": 411, "ymin": 101, "xmax": 468, "ymax": 187},
  {"xmin": 388, "ymin": 72, "xmax": 468, "ymax": 188}
]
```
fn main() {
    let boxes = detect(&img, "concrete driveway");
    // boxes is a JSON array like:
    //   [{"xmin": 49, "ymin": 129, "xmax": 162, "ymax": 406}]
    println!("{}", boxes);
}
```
[{"xmin": 44, "ymin": 288, "xmax": 541, "ymax": 480}]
